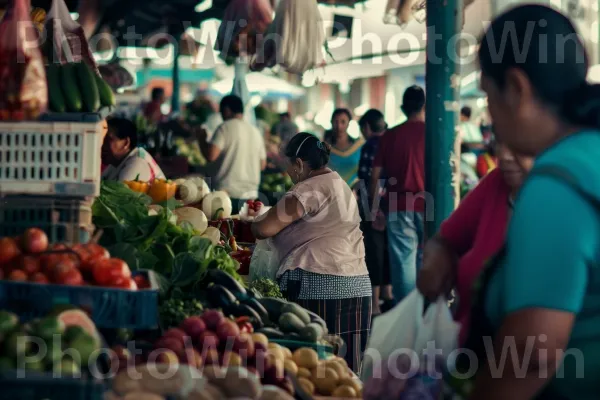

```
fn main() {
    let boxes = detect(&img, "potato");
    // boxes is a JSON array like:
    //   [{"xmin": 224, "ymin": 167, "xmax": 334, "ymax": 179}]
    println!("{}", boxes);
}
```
[
  {"xmin": 292, "ymin": 348, "xmax": 318, "ymax": 369},
  {"xmin": 296, "ymin": 367, "xmax": 312, "ymax": 379},
  {"xmin": 312, "ymin": 367, "xmax": 339, "ymax": 395},
  {"xmin": 123, "ymin": 392, "xmax": 165, "ymax": 400},
  {"xmin": 332, "ymin": 385, "xmax": 358, "ymax": 398},
  {"xmin": 283, "ymin": 359, "xmax": 298, "ymax": 375},
  {"xmin": 209, "ymin": 367, "xmax": 262, "ymax": 399},
  {"xmin": 112, "ymin": 371, "xmax": 141, "ymax": 395},
  {"xmin": 104, "ymin": 391, "xmax": 122, "ymax": 400},
  {"xmin": 281, "ymin": 346, "xmax": 292, "ymax": 359},
  {"xmin": 297, "ymin": 377, "xmax": 315, "ymax": 395},
  {"xmin": 324, "ymin": 359, "xmax": 348, "ymax": 380},
  {"xmin": 260, "ymin": 385, "xmax": 295, "ymax": 400},
  {"xmin": 338, "ymin": 377, "xmax": 362, "ymax": 394}
]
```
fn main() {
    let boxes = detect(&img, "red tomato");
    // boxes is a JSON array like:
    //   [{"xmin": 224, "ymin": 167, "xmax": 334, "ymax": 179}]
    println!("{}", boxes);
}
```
[
  {"xmin": 30, "ymin": 272, "xmax": 49, "ymax": 284},
  {"xmin": 55, "ymin": 268, "xmax": 83, "ymax": 286},
  {"xmin": 133, "ymin": 275, "xmax": 150, "ymax": 289},
  {"xmin": 246, "ymin": 199, "xmax": 255, "ymax": 206},
  {"xmin": 8, "ymin": 269, "xmax": 28, "ymax": 282},
  {"xmin": 21, "ymin": 228, "xmax": 49, "ymax": 254},
  {"xmin": 253, "ymin": 201, "xmax": 263, "ymax": 211},
  {"xmin": 75, "ymin": 243, "xmax": 110, "ymax": 272},
  {"xmin": 44, "ymin": 256, "xmax": 77, "ymax": 277},
  {"xmin": 16, "ymin": 255, "xmax": 41, "ymax": 275},
  {"xmin": 92, "ymin": 258, "xmax": 131, "ymax": 286},
  {"xmin": 0, "ymin": 237, "xmax": 21, "ymax": 265}
]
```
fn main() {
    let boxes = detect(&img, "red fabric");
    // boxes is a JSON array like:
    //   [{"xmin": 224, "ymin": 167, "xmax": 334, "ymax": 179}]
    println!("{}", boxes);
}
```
[
  {"xmin": 476, "ymin": 153, "xmax": 497, "ymax": 178},
  {"xmin": 438, "ymin": 168, "xmax": 510, "ymax": 344},
  {"xmin": 373, "ymin": 120, "xmax": 425, "ymax": 212}
]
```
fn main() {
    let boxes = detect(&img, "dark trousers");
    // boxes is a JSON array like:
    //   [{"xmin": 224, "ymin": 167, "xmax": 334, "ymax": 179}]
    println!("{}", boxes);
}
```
[{"xmin": 361, "ymin": 222, "xmax": 391, "ymax": 287}]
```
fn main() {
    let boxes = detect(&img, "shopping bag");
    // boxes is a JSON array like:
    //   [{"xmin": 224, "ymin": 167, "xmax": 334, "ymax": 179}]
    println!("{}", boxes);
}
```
[
  {"xmin": 361, "ymin": 290, "xmax": 459, "ymax": 382},
  {"xmin": 0, "ymin": 0, "xmax": 47, "ymax": 121},
  {"xmin": 251, "ymin": 0, "xmax": 326, "ymax": 74},
  {"xmin": 249, "ymin": 239, "xmax": 280, "ymax": 282},
  {"xmin": 216, "ymin": 0, "xmax": 273, "ymax": 58},
  {"xmin": 43, "ymin": 0, "xmax": 99, "ymax": 73}
]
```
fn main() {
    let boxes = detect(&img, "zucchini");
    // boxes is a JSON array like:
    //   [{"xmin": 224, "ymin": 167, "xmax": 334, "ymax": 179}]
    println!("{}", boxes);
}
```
[
  {"xmin": 257, "ymin": 327, "xmax": 285, "ymax": 339},
  {"xmin": 207, "ymin": 284, "xmax": 238, "ymax": 310},
  {"xmin": 61, "ymin": 64, "xmax": 82, "ymax": 112},
  {"xmin": 242, "ymin": 297, "xmax": 269, "ymax": 323},
  {"xmin": 257, "ymin": 298, "xmax": 288, "ymax": 322},
  {"xmin": 46, "ymin": 64, "xmax": 65, "ymax": 112},
  {"xmin": 207, "ymin": 269, "xmax": 247, "ymax": 300},
  {"xmin": 75, "ymin": 62, "xmax": 100, "ymax": 112},
  {"xmin": 306, "ymin": 310, "xmax": 328, "ymax": 334},
  {"xmin": 278, "ymin": 312, "xmax": 305, "ymax": 334},
  {"xmin": 95, "ymin": 74, "xmax": 115, "ymax": 107},
  {"xmin": 282, "ymin": 303, "xmax": 311, "ymax": 325}
]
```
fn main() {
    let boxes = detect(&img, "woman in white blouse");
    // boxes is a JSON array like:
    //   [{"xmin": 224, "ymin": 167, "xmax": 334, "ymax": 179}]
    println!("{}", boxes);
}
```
[{"xmin": 101, "ymin": 117, "xmax": 165, "ymax": 182}]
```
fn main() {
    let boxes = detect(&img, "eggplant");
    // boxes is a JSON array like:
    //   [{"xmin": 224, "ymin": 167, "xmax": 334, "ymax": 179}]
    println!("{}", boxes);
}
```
[
  {"xmin": 228, "ymin": 303, "xmax": 264, "ymax": 329},
  {"xmin": 257, "ymin": 327, "xmax": 285, "ymax": 339},
  {"xmin": 207, "ymin": 284, "xmax": 238, "ymax": 310},
  {"xmin": 257, "ymin": 298, "xmax": 289, "ymax": 322},
  {"xmin": 207, "ymin": 269, "xmax": 247, "ymax": 299},
  {"xmin": 242, "ymin": 297, "xmax": 270, "ymax": 323}
]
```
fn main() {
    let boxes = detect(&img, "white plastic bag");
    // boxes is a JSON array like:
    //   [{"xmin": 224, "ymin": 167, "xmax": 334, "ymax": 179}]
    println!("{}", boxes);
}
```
[
  {"xmin": 251, "ymin": 0, "xmax": 325, "ymax": 74},
  {"xmin": 249, "ymin": 239, "xmax": 280, "ymax": 282},
  {"xmin": 361, "ymin": 290, "xmax": 460, "ymax": 382}
]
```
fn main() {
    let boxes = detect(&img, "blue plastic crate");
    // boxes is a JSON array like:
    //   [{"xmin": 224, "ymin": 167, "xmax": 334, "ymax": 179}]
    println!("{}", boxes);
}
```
[
  {"xmin": 0, "ymin": 371, "xmax": 105, "ymax": 400},
  {"xmin": 0, "ymin": 195, "xmax": 93, "ymax": 244},
  {"xmin": 0, "ymin": 271, "xmax": 159, "ymax": 330}
]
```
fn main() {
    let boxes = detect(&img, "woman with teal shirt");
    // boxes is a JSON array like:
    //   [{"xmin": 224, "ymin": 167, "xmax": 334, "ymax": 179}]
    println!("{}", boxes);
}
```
[
  {"xmin": 426, "ymin": 5, "xmax": 600, "ymax": 399},
  {"xmin": 324, "ymin": 109, "xmax": 365, "ymax": 187}
]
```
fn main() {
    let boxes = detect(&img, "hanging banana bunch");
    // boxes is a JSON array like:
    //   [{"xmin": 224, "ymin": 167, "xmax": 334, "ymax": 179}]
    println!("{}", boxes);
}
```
[{"xmin": 30, "ymin": 7, "xmax": 46, "ymax": 35}]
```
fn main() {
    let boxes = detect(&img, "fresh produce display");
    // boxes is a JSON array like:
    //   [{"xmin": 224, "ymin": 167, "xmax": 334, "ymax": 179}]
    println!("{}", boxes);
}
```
[
  {"xmin": 175, "ymin": 176, "xmax": 211, "ymax": 205},
  {"xmin": 0, "ymin": 229, "xmax": 145, "ymax": 290},
  {"xmin": 147, "ymin": 179, "xmax": 178, "ymax": 204},
  {"xmin": 174, "ymin": 137, "xmax": 206, "ymax": 167},
  {"xmin": 92, "ymin": 181, "xmax": 241, "ymax": 282},
  {"xmin": 201, "ymin": 191, "xmax": 233, "ymax": 220},
  {"xmin": 45, "ymin": 62, "xmax": 115, "ymax": 113},
  {"xmin": 294, "ymin": 353, "xmax": 363, "ymax": 398},
  {"xmin": 260, "ymin": 172, "xmax": 293, "ymax": 194},
  {"xmin": 0, "ymin": 309, "xmax": 102, "ymax": 374},
  {"xmin": 249, "ymin": 279, "xmax": 283, "ymax": 299},
  {"xmin": 124, "ymin": 175, "xmax": 149, "ymax": 194}
]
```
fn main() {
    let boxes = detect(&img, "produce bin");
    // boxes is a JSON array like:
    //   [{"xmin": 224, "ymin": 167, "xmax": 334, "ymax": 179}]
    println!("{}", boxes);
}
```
[
  {"xmin": 0, "ymin": 196, "xmax": 94, "ymax": 244},
  {"xmin": 0, "ymin": 271, "xmax": 159, "ymax": 330},
  {"xmin": 0, "ymin": 120, "xmax": 105, "ymax": 197},
  {"xmin": 0, "ymin": 371, "xmax": 105, "ymax": 400}
]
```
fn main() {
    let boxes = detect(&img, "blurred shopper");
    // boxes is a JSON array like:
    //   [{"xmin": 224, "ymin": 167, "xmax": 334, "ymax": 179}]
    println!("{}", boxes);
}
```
[
  {"xmin": 460, "ymin": 106, "xmax": 484, "ymax": 148},
  {"xmin": 196, "ymin": 95, "xmax": 266, "ymax": 214},
  {"xmin": 252, "ymin": 133, "xmax": 371, "ymax": 372},
  {"xmin": 357, "ymin": 109, "xmax": 395, "ymax": 315},
  {"xmin": 102, "ymin": 118, "xmax": 165, "ymax": 182},
  {"xmin": 418, "ymin": 141, "xmax": 533, "ymax": 344},
  {"xmin": 144, "ymin": 87, "xmax": 166, "ymax": 124},
  {"xmin": 324, "ymin": 109, "xmax": 365, "ymax": 187},
  {"xmin": 445, "ymin": 6, "xmax": 600, "ymax": 398},
  {"xmin": 370, "ymin": 86, "xmax": 425, "ymax": 301},
  {"xmin": 271, "ymin": 112, "xmax": 299, "ymax": 145}
]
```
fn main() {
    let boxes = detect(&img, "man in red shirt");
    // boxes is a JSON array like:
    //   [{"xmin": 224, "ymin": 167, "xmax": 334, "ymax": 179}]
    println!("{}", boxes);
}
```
[{"xmin": 370, "ymin": 85, "xmax": 426, "ymax": 301}]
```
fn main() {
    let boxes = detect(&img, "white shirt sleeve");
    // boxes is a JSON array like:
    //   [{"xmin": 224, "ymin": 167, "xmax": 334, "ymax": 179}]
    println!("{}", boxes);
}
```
[
  {"xmin": 117, "ymin": 157, "xmax": 153, "ymax": 182},
  {"xmin": 211, "ymin": 124, "xmax": 230, "ymax": 151}
]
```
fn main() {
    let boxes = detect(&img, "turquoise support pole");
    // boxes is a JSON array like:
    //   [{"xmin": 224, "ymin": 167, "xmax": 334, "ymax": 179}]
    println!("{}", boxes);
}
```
[
  {"xmin": 171, "ymin": 42, "xmax": 181, "ymax": 113},
  {"xmin": 424, "ymin": 0, "xmax": 461, "ymax": 237}
]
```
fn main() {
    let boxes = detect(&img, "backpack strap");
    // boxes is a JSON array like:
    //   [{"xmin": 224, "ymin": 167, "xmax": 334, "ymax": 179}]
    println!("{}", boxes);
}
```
[{"xmin": 527, "ymin": 164, "xmax": 600, "ymax": 210}]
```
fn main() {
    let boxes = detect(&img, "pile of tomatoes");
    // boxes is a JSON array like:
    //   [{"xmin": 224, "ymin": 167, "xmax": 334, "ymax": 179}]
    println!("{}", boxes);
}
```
[{"xmin": 0, "ymin": 228, "xmax": 150, "ymax": 290}]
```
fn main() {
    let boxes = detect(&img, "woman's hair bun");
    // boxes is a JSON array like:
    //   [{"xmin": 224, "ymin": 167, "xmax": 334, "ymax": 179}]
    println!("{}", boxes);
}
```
[
  {"xmin": 316, "ymin": 140, "xmax": 331, "ymax": 155},
  {"xmin": 563, "ymin": 83, "xmax": 600, "ymax": 129}
]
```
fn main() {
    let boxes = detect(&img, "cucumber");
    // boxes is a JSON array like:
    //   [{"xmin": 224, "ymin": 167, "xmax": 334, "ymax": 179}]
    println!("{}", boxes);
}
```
[
  {"xmin": 306, "ymin": 310, "xmax": 328, "ymax": 334},
  {"xmin": 60, "ymin": 64, "xmax": 82, "ymax": 112},
  {"xmin": 45, "ymin": 64, "xmax": 65, "ymax": 112},
  {"xmin": 258, "ymin": 298, "xmax": 289, "ymax": 321},
  {"xmin": 242, "ymin": 297, "xmax": 270, "ymax": 323},
  {"xmin": 207, "ymin": 269, "xmax": 247, "ymax": 299},
  {"xmin": 282, "ymin": 303, "xmax": 311, "ymax": 325},
  {"xmin": 95, "ymin": 74, "xmax": 115, "ymax": 107},
  {"xmin": 257, "ymin": 327, "xmax": 285, "ymax": 339},
  {"xmin": 75, "ymin": 62, "xmax": 100, "ymax": 112},
  {"xmin": 278, "ymin": 312, "xmax": 305, "ymax": 334},
  {"xmin": 300, "ymin": 323, "xmax": 324, "ymax": 343}
]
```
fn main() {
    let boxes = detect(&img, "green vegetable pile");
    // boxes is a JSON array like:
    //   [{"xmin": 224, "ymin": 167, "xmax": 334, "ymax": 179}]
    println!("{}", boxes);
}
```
[
  {"xmin": 249, "ymin": 279, "xmax": 284, "ymax": 299},
  {"xmin": 159, "ymin": 297, "xmax": 204, "ymax": 329},
  {"xmin": 92, "ymin": 181, "xmax": 241, "ymax": 289}
]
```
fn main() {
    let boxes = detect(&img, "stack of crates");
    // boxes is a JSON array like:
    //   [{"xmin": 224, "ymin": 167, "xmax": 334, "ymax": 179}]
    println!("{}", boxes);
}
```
[{"xmin": 0, "ymin": 117, "xmax": 105, "ymax": 244}]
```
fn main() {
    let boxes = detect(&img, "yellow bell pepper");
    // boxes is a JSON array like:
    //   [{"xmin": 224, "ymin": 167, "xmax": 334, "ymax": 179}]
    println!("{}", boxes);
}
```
[
  {"xmin": 124, "ymin": 174, "xmax": 149, "ymax": 194},
  {"xmin": 148, "ymin": 179, "xmax": 177, "ymax": 203}
]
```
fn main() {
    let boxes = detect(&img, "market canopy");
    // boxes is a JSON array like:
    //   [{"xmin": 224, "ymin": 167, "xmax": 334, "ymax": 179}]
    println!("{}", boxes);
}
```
[{"xmin": 209, "ymin": 72, "xmax": 305, "ymax": 100}]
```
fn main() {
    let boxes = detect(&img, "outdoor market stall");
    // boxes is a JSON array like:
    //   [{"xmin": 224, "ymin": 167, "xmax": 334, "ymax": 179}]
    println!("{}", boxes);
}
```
[{"xmin": 0, "ymin": 0, "xmax": 364, "ymax": 399}]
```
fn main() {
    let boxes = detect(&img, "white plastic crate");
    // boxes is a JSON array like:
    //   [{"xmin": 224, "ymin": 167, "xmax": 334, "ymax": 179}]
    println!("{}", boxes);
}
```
[{"xmin": 0, "ymin": 121, "xmax": 103, "ymax": 196}]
